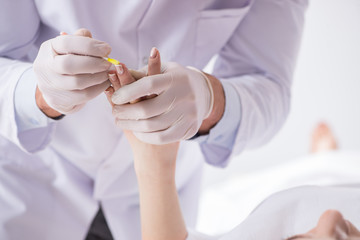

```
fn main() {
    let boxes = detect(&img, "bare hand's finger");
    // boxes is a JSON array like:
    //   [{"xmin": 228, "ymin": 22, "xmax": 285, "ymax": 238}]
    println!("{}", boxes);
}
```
[
  {"xmin": 74, "ymin": 28, "xmax": 92, "ymax": 38},
  {"xmin": 108, "ymin": 70, "xmax": 121, "ymax": 91},
  {"xmin": 148, "ymin": 47, "xmax": 161, "ymax": 75},
  {"xmin": 145, "ymin": 47, "xmax": 161, "ymax": 100},
  {"xmin": 115, "ymin": 63, "xmax": 136, "ymax": 87}
]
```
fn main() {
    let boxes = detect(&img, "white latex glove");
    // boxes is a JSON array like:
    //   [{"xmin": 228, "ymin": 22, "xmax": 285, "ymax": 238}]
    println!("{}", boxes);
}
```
[
  {"xmin": 33, "ymin": 29, "xmax": 112, "ymax": 114},
  {"xmin": 111, "ymin": 62, "xmax": 214, "ymax": 144}
]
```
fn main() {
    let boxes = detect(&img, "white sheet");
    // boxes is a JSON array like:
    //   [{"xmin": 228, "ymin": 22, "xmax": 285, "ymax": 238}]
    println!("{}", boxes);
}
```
[
  {"xmin": 220, "ymin": 185, "xmax": 360, "ymax": 240},
  {"xmin": 197, "ymin": 150, "xmax": 360, "ymax": 235}
]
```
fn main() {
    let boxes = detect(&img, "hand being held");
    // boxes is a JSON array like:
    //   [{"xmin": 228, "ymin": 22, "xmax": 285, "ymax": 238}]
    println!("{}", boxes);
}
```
[
  {"xmin": 105, "ymin": 48, "xmax": 180, "ymax": 174},
  {"xmin": 106, "ymin": 49, "xmax": 186, "ymax": 240},
  {"xmin": 110, "ymin": 59, "xmax": 214, "ymax": 145}
]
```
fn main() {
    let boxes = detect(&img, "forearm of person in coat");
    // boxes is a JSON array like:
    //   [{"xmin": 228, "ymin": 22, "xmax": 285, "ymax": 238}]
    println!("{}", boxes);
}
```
[
  {"xmin": 0, "ymin": 0, "xmax": 49, "ymax": 151},
  {"xmin": 194, "ymin": 0, "xmax": 309, "ymax": 167}
]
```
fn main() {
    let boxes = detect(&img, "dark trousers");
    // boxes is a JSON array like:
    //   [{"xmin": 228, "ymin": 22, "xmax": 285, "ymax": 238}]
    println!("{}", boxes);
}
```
[{"xmin": 85, "ymin": 207, "xmax": 114, "ymax": 240}]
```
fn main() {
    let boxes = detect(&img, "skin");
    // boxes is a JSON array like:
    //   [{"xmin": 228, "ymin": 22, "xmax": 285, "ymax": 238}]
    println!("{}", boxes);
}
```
[
  {"xmin": 290, "ymin": 125, "xmax": 360, "ymax": 239},
  {"xmin": 310, "ymin": 122, "xmax": 338, "ymax": 153},
  {"xmin": 287, "ymin": 210, "xmax": 360, "ymax": 240},
  {"xmin": 105, "ymin": 49, "xmax": 188, "ymax": 240},
  {"xmin": 36, "ymin": 29, "xmax": 225, "ymax": 135}
]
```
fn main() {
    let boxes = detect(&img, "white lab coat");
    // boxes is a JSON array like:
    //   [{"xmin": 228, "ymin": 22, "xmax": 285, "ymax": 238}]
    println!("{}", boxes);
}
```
[{"xmin": 0, "ymin": 0, "xmax": 307, "ymax": 239}]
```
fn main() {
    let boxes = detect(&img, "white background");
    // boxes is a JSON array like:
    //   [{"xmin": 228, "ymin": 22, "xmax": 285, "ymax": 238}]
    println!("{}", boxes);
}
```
[{"xmin": 198, "ymin": 0, "xmax": 360, "ymax": 234}]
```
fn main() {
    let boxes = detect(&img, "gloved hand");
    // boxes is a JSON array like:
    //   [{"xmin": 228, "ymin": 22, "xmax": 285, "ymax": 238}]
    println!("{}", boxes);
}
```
[
  {"xmin": 111, "ymin": 62, "xmax": 214, "ymax": 144},
  {"xmin": 105, "ymin": 47, "xmax": 180, "ymax": 168},
  {"xmin": 33, "ymin": 28, "xmax": 112, "ymax": 114}
]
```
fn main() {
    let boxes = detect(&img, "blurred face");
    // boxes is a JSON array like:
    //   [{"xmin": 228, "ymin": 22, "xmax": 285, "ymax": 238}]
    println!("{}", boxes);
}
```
[{"xmin": 287, "ymin": 210, "xmax": 360, "ymax": 240}]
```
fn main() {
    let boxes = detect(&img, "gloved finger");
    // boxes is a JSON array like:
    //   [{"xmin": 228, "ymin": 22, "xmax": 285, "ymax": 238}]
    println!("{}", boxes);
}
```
[
  {"xmin": 52, "ymin": 54, "xmax": 112, "ymax": 74},
  {"xmin": 52, "ymin": 35, "xmax": 111, "ymax": 57},
  {"xmin": 50, "ymin": 71, "xmax": 109, "ymax": 90},
  {"xmin": 111, "ymin": 73, "xmax": 171, "ymax": 105},
  {"xmin": 148, "ymin": 47, "xmax": 161, "ymax": 76},
  {"xmin": 70, "ymin": 80, "xmax": 111, "ymax": 105},
  {"xmin": 114, "ymin": 63, "xmax": 140, "ymax": 103},
  {"xmin": 114, "ymin": 63, "xmax": 136, "ymax": 87},
  {"xmin": 41, "ymin": 89, "xmax": 90, "ymax": 115},
  {"xmin": 74, "ymin": 28, "xmax": 92, "ymax": 38},
  {"xmin": 115, "ymin": 118, "xmax": 169, "ymax": 133},
  {"xmin": 114, "ymin": 104, "xmax": 186, "ymax": 132},
  {"xmin": 108, "ymin": 70, "xmax": 121, "ymax": 91},
  {"xmin": 129, "ymin": 68, "xmax": 147, "ymax": 81},
  {"xmin": 61, "ymin": 28, "xmax": 93, "ymax": 38},
  {"xmin": 58, "ymin": 103, "xmax": 86, "ymax": 115},
  {"xmin": 133, "ymin": 119, "xmax": 197, "ymax": 144},
  {"xmin": 112, "ymin": 93, "xmax": 175, "ymax": 120}
]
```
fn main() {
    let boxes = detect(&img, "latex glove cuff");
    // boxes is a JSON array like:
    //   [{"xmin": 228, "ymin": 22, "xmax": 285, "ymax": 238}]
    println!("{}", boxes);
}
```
[{"xmin": 186, "ymin": 66, "xmax": 215, "ymax": 119}]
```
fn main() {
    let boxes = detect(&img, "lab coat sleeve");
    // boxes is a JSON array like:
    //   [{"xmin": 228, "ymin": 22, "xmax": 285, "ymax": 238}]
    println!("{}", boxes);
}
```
[
  {"xmin": 196, "ymin": 0, "xmax": 308, "ymax": 167},
  {"xmin": 0, "ymin": 1, "xmax": 55, "ymax": 152}
]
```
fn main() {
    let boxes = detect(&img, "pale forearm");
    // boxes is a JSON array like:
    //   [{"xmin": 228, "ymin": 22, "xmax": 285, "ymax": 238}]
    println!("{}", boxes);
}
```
[
  {"xmin": 135, "ymin": 164, "xmax": 187, "ymax": 240},
  {"xmin": 116, "ymin": 50, "xmax": 188, "ymax": 239}
]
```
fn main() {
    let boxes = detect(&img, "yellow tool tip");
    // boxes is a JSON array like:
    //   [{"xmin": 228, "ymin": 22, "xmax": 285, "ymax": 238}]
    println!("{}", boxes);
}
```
[{"xmin": 105, "ymin": 57, "xmax": 120, "ymax": 65}]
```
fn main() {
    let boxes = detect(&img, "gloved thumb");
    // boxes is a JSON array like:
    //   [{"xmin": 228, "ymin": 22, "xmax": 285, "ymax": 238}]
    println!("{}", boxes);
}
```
[
  {"xmin": 129, "ymin": 68, "xmax": 147, "ymax": 81},
  {"xmin": 74, "ymin": 28, "xmax": 93, "ymax": 38}
]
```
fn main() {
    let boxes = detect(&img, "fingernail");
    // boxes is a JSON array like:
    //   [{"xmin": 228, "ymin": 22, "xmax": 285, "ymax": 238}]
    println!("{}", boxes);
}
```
[
  {"xmin": 104, "ymin": 86, "xmax": 112, "ymax": 96},
  {"xmin": 60, "ymin": 31, "xmax": 68, "ymax": 36},
  {"xmin": 108, "ymin": 73, "xmax": 117, "ymax": 83},
  {"xmin": 150, "ymin": 47, "xmax": 157, "ymax": 59},
  {"xmin": 115, "ymin": 64, "xmax": 124, "ymax": 75}
]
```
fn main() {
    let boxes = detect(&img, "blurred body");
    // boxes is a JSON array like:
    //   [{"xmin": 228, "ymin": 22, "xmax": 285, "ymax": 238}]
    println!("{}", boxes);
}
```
[{"xmin": 124, "ymin": 120, "xmax": 360, "ymax": 239}]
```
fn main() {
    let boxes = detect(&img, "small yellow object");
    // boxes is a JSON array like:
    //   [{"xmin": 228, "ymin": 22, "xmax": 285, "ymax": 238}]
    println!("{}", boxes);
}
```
[{"xmin": 104, "ymin": 57, "xmax": 120, "ymax": 65}]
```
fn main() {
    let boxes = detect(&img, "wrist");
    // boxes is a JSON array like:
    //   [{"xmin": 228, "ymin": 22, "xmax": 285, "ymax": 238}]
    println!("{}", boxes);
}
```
[
  {"xmin": 134, "ymin": 157, "xmax": 176, "ymax": 181},
  {"xmin": 198, "ymin": 73, "xmax": 225, "ymax": 134},
  {"xmin": 135, "ymin": 165, "xmax": 176, "ymax": 186},
  {"xmin": 35, "ymin": 86, "xmax": 63, "ymax": 119}
]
